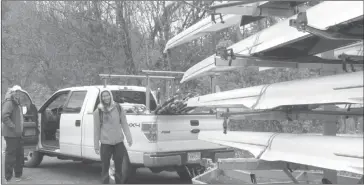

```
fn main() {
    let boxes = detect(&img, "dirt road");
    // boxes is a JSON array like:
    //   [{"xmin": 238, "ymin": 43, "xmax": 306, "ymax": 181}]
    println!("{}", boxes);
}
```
[{"xmin": 1, "ymin": 155, "xmax": 190, "ymax": 184}]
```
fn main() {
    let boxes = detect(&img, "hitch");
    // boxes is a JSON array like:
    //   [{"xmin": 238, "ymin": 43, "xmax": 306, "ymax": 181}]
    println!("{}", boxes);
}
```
[
  {"xmin": 289, "ymin": 12, "xmax": 363, "ymax": 41},
  {"xmin": 211, "ymin": 13, "xmax": 225, "ymax": 24},
  {"xmin": 183, "ymin": 165, "xmax": 206, "ymax": 179}
]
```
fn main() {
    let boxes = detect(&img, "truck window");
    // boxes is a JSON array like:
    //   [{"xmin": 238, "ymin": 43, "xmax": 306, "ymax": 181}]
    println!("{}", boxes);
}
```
[
  {"xmin": 63, "ymin": 91, "xmax": 87, "ymax": 113},
  {"xmin": 47, "ymin": 93, "xmax": 69, "ymax": 110},
  {"xmin": 93, "ymin": 90, "xmax": 157, "ymax": 111},
  {"xmin": 112, "ymin": 90, "xmax": 157, "ymax": 111}
]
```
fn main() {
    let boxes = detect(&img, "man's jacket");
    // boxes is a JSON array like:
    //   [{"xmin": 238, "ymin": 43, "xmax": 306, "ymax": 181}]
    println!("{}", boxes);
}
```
[{"xmin": 2, "ymin": 92, "xmax": 23, "ymax": 137}]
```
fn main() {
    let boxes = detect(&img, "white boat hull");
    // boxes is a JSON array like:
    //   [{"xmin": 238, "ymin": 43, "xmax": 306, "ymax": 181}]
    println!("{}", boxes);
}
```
[
  {"xmin": 181, "ymin": 1, "xmax": 363, "ymax": 83},
  {"xmin": 187, "ymin": 71, "xmax": 363, "ymax": 109},
  {"xmin": 198, "ymin": 130, "xmax": 364, "ymax": 174}
]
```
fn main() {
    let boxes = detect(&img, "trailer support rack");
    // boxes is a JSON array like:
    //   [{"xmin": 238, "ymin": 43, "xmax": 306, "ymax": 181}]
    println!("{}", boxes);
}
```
[
  {"xmin": 216, "ymin": 109, "xmax": 363, "ymax": 121},
  {"xmin": 196, "ymin": 158, "xmax": 362, "ymax": 184},
  {"xmin": 214, "ymin": 48, "xmax": 363, "ymax": 67},
  {"xmin": 289, "ymin": 12, "xmax": 363, "ymax": 41}
]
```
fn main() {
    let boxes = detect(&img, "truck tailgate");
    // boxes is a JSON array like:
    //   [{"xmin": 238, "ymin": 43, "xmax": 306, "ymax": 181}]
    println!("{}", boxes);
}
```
[{"xmin": 156, "ymin": 114, "xmax": 227, "ymax": 151}]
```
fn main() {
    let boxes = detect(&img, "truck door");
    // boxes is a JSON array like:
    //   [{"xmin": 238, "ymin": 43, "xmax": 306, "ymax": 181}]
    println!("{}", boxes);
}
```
[
  {"xmin": 59, "ymin": 90, "xmax": 88, "ymax": 156},
  {"xmin": 16, "ymin": 91, "xmax": 40, "ymax": 151}
]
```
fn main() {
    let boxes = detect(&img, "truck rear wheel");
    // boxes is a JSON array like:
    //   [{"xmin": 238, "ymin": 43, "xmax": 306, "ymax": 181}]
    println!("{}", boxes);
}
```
[
  {"xmin": 109, "ymin": 152, "xmax": 136, "ymax": 183},
  {"xmin": 24, "ymin": 150, "xmax": 43, "ymax": 168}
]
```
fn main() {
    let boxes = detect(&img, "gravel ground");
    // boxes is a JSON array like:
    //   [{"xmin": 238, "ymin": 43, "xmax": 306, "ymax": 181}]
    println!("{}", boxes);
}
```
[
  {"xmin": 2, "ymin": 140, "xmax": 361, "ymax": 184},
  {"xmin": 1, "ymin": 155, "xmax": 189, "ymax": 184},
  {"xmin": 1, "ymin": 137, "xmax": 190, "ymax": 184}
]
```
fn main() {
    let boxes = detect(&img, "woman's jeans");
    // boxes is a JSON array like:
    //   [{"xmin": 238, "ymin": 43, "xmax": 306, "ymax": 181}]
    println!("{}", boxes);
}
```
[{"xmin": 100, "ymin": 142, "xmax": 126, "ymax": 184}]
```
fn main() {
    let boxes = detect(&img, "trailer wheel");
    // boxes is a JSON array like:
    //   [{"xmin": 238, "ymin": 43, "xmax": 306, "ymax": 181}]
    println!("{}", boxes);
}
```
[
  {"xmin": 109, "ymin": 152, "xmax": 136, "ymax": 183},
  {"xmin": 24, "ymin": 150, "xmax": 43, "ymax": 168}
]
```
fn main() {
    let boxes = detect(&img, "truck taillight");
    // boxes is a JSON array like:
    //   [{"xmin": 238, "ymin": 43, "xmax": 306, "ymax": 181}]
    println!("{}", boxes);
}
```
[{"xmin": 141, "ymin": 122, "xmax": 158, "ymax": 142}]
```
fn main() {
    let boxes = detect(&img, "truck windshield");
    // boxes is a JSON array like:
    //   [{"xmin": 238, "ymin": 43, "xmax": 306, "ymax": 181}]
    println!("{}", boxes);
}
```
[{"xmin": 111, "ymin": 90, "xmax": 157, "ymax": 111}]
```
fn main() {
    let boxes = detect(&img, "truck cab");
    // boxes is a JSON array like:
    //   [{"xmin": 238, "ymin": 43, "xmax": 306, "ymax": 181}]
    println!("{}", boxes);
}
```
[{"xmin": 24, "ymin": 85, "xmax": 234, "ymax": 183}]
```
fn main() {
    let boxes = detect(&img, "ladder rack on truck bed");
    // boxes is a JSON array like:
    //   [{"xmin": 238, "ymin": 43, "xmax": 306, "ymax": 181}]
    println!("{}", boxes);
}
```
[
  {"xmin": 100, "ymin": 70, "xmax": 187, "ymax": 109},
  {"xmin": 99, "ymin": 72, "xmax": 176, "ymax": 110},
  {"xmin": 141, "ymin": 70, "xmax": 185, "ymax": 98}
]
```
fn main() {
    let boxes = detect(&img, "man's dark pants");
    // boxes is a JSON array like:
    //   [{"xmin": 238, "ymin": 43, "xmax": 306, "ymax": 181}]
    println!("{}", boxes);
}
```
[
  {"xmin": 100, "ymin": 142, "xmax": 126, "ymax": 184},
  {"xmin": 4, "ymin": 137, "xmax": 24, "ymax": 181}
]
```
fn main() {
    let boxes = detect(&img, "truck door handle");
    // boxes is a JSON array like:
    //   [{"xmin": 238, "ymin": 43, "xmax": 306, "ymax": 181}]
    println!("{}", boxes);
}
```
[
  {"xmin": 190, "ymin": 120, "xmax": 199, "ymax": 126},
  {"xmin": 75, "ymin": 120, "xmax": 81, "ymax": 127},
  {"xmin": 191, "ymin": 129, "xmax": 200, "ymax": 134}
]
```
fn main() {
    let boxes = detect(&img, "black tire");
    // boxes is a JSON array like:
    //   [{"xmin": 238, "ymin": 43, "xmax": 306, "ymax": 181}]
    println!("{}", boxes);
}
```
[
  {"xmin": 121, "ymin": 152, "xmax": 136, "ymax": 183},
  {"xmin": 24, "ymin": 150, "xmax": 43, "ymax": 168}
]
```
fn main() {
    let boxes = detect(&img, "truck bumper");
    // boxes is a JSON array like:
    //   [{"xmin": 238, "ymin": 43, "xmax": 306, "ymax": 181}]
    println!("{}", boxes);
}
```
[{"xmin": 143, "ymin": 148, "xmax": 235, "ymax": 167}]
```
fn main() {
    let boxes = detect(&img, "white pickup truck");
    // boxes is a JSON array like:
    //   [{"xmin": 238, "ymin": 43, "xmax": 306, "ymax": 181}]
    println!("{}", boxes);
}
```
[{"xmin": 22, "ymin": 85, "xmax": 234, "ymax": 183}]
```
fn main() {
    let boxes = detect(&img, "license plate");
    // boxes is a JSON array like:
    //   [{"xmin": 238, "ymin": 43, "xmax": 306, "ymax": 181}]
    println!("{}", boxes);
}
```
[
  {"xmin": 24, "ymin": 129, "xmax": 36, "ymax": 136},
  {"xmin": 187, "ymin": 152, "xmax": 201, "ymax": 162}
]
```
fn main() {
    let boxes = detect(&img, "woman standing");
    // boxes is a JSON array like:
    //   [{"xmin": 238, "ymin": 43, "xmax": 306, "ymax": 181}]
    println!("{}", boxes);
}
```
[{"xmin": 93, "ymin": 88, "xmax": 133, "ymax": 184}]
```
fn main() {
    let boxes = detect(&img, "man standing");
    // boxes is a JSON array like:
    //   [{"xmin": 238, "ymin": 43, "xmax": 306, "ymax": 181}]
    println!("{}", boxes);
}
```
[
  {"xmin": 2, "ymin": 85, "xmax": 30, "ymax": 183},
  {"xmin": 94, "ymin": 88, "xmax": 133, "ymax": 184}
]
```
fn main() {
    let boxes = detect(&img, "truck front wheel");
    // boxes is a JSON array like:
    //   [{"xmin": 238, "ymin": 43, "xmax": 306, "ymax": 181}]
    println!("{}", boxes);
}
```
[
  {"xmin": 109, "ymin": 152, "xmax": 136, "ymax": 183},
  {"xmin": 24, "ymin": 150, "xmax": 44, "ymax": 168}
]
